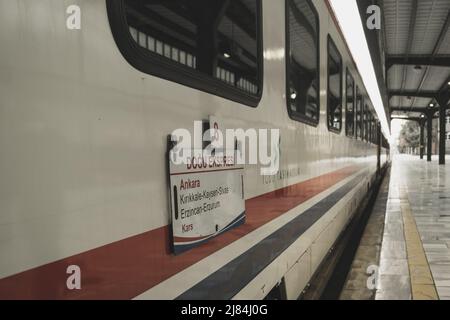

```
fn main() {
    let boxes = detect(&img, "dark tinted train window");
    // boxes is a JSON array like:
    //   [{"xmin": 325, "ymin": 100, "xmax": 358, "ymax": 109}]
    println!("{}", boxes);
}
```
[
  {"xmin": 372, "ymin": 114, "xmax": 375, "ymax": 143},
  {"xmin": 264, "ymin": 279, "xmax": 287, "ymax": 300},
  {"xmin": 375, "ymin": 119, "xmax": 379, "ymax": 144},
  {"xmin": 345, "ymin": 70, "xmax": 355, "ymax": 137},
  {"xmin": 371, "ymin": 114, "xmax": 376, "ymax": 144},
  {"xmin": 372, "ymin": 115, "xmax": 378, "ymax": 144},
  {"xmin": 374, "ymin": 121, "xmax": 378, "ymax": 144},
  {"xmin": 362, "ymin": 103, "xmax": 366, "ymax": 141},
  {"xmin": 366, "ymin": 111, "xmax": 370, "ymax": 142},
  {"xmin": 327, "ymin": 37, "xmax": 342, "ymax": 132},
  {"xmin": 356, "ymin": 87, "xmax": 362, "ymax": 139},
  {"xmin": 107, "ymin": 0, "xmax": 263, "ymax": 107},
  {"xmin": 375, "ymin": 118, "xmax": 378, "ymax": 144},
  {"xmin": 364, "ymin": 104, "xmax": 369, "ymax": 142},
  {"xmin": 286, "ymin": 0, "xmax": 320, "ymax": 125}
]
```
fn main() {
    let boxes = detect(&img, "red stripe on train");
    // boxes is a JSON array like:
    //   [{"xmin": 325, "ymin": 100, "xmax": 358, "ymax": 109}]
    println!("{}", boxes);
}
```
[{"xmin": 0, "ymin": 166, "xmax": 360, "ymax": 300}]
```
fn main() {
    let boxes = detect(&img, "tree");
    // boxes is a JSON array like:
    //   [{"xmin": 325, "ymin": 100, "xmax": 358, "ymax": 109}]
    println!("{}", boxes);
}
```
[{"xmin": 398, "ymin": 121, "xmax": 420, "ymax": 153}]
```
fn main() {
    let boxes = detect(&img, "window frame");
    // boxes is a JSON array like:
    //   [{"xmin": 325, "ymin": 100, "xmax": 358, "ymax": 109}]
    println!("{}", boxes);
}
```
[
  {"xmin": 106, "ymin": 0, "xmax": 264, "ymax": 108},
  {"xmin": 285, "ymin": 0, "xmax": 321, "ymax": 127},
  {"xmin": 345, "ymin": 68, "xmax": 355, "ymax": 138},
  {"xmin": 326, "ymin": 35, "xmax": 343, "ymax": 134}
]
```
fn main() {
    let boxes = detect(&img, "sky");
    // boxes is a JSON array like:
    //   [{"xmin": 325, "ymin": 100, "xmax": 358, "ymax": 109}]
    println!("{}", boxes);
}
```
[{"xmin": 391, "ymin": 119, "xmax": 406, "ymax": 147}]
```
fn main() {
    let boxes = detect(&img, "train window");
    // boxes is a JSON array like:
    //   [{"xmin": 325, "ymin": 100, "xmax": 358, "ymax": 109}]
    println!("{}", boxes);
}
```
[
  {"xmin": 364, "ymin": 104, "xmax": 369, "ymax": 142},
  {"xmin": 345, "ymin": 70, "xmax": 355, "ymax": 137},
  {"xmin": 366, "ymin": 112, "xmax": 370, "ymax": 143},
  {"xmin": 375, "ymin": 119, "xmax": 379, "ymax": 144},
  {"xmin": 372, "ymin": 114, "xmax": 377, "ymax": 144},
  {"xmin": 363, "ymin": 103, "xmax": 367, "ymax": 142},
  {"xmin": 371, "ymin": 115, "xmax": 374, "ymax": 143},
  {"xmin": 286, "ymin": 0, "xmax": 320, "ymax": 126},
  {"xmin": 327, "ymin": 37, "xmax": 342, "ymax": 133},
  {"xmin": 361, "ymin": 102, "xmax": 364, "ymax": 141},
  {"xmin": 107, "ymin": 0, "xmax": 263, "ymax": 107},
  {"xmin": 375, "ymin": 121, "xmax": 379, "ymax": 144},
  {"xmin": 264, "ymin": 279, "xmax": 287, "ymax": 300},
  {"xmin": 375, "ymin": 118, "xmax": 378, "ymax": 143},
  {"xmin": 355, "ymin": 87, "xmax": 362, "ymax": 139}
]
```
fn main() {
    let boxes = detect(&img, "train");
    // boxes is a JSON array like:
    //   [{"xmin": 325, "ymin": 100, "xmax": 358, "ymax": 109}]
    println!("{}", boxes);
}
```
[{"xmin": 0, "ymin": 0, "xmax": 390, "ymax": 300}]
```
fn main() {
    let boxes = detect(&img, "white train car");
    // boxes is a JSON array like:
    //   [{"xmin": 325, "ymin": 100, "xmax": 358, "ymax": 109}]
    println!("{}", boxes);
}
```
[{"xmin": 0, "ymin": 0, "xmax": 389, "ymax": 299}]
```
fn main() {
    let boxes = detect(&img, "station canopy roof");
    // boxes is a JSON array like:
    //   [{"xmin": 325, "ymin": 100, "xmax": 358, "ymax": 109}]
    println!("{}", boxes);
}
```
[{"xmin": 359, "ymin": 0, "xmax": 450, "ymax": 120}]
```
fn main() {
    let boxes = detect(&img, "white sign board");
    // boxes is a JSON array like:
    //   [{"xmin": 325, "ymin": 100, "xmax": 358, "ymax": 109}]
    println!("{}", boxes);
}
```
[{"xmin": 169, "ymin": 152, "xmax": 245, "ymax": 255}]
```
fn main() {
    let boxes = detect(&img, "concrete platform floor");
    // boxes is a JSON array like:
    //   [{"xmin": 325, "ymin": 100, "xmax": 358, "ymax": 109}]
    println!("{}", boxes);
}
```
[
  {"xmin": 342, "ymin": 154, "xmax": 450, "ymax": 300},
  {"xmin": 340, "ymin": 167, "xmax": 389, "ymax": 300}
]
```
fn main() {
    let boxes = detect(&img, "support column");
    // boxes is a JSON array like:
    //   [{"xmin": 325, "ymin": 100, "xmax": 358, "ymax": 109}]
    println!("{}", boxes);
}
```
[
  {"xmin": 437, "ymin": 92, "xmax": 449, "ymax": 165},
  {"xmin": 427, "ymin": 111, "xmax": 433, "ymax": 162},
  {"xmin": 439, "ymin": 103, "xmax": 446, "ymax": 165},
  {"xmin": 420, "ymin": 119, "xmax": 425, "ymax": 160}
]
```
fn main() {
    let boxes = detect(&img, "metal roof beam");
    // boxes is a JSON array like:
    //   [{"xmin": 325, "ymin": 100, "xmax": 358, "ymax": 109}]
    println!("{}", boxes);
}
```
[
  {"xmin": 388, "ymin": 90, "xmax": 438, "ymax": 99},
  {"xmin": 390, "ymin": 116, "xmax": 423, "ymax": 122},
  {"xmin": 391, "ymin": 115, "xmax": 439, "ymax": 120},
  {"xmin": 386, "ymin": 55, "xmax": 450, "ymax": 69},
  {"xmin": 391, "ymin": 106, "xmax": 427, "ymax": 113}
]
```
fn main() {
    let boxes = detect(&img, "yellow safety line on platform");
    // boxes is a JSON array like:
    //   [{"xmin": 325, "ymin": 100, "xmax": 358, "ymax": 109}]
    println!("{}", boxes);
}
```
[{"xmin": 399, "ymin": 187, "xmax": 439, "ymax": 300}]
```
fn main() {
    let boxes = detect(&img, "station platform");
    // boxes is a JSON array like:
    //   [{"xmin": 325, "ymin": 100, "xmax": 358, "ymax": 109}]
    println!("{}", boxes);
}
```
[{"xmin": 342, "ymin": 155, "xmax": 450, "ymax": 300}]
